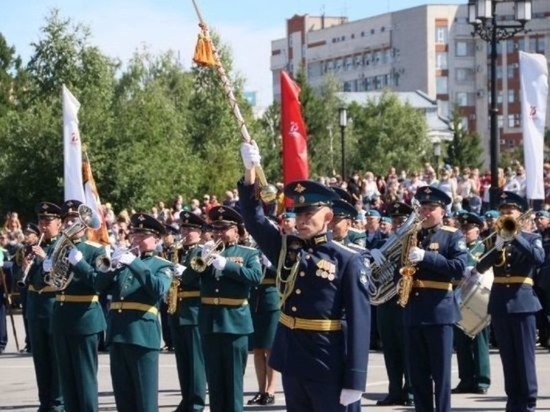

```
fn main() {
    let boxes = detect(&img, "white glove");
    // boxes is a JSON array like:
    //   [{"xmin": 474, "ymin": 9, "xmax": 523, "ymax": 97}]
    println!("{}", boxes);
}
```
[
  {"xmin": 174, "ymin": 264, "xmax": 186, "ymax": 277},
  {"xmin": 201, "ymin": 240, "xmax": 217, "ymax": 259},
  {"xmin": 370, "ymin": 248, "xmax": 386, "ymax": 267},
  {"xmin": 118, "ymin": 252, "xmax": 136, "ymax": 266},
  {"xmin": 68, "ymin": 248, "xmax": 83, "ymax": 265},
  {"xmin": 240, "ymin": 141, "xmax": 261, "ymax": 170},
  {"xmin": 42, "ymin": 258, "xmax": 53, "ymax": 273},
  {"xmin": 495, "ymin": 235, "xmax": 505, "ymax": 251},
  {"xmin": 339, "ymin": 388, "xmax": 363, "ymax": 406},
  {"xmin": 464, "ymin": 266, "xmax": 473, "ymax": 279},
  {"xmin": 261, "ymin": 254, "xmax": 272, "ymax": 268},
  {"xmin": 211, "ymin": 254, "xmax": 227, "ymax": 270},
  {"xmin": 408, "ymin": 246, "xmax": 425, "ymax": 263}
]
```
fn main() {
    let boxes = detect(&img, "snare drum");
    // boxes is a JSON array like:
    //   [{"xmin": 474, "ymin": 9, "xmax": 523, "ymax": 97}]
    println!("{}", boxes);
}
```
[{"xmin": 455, "ymin": 268, "xmax": 494, "ymax": 338}]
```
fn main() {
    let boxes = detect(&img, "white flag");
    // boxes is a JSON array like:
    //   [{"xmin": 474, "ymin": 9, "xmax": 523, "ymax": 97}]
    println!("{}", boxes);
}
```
[
  {"xmin": 519, "ymin": 51, "xmax": 548, "ymax": 200},
  {"xmin": 62, "ymin": 85, "xmax": 85, "ymax": 202}
]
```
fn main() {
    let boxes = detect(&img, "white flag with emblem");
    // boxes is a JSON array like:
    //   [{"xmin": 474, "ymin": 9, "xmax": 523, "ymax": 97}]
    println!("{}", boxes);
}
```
[
  {"xmin": 520, "ymin": 51, "xmax": 548, "ymax": 200},
  {"xmin": 62, "ymin": 85, "xmax": 85, "ymax": 202}
]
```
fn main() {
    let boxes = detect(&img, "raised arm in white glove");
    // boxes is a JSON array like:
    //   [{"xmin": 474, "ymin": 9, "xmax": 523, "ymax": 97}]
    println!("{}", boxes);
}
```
[
  {"xmin": 42, "ymin": 257, "xmax": 53, "ymax": 273},
  {"xmin": 68, "ymin": 247, "xmax": 83, "ymax": 265},
  {"xmin": 174, "ymin": 264, "xmax": 186, "ymax": 277},
  {"xmin": 240, "ymin": 141, "xmax": 261, "ymax": 170},
  {"xmin": 211, "ymin": 254, "xmax": 227, "ymax": 271},
  {"xmin": 370, "ymin": 248, "xmax": 386, "ymax": 267},
  {"xmin": 117, "ymin": 252, "xmax": 136, "ymax": 266},
  {"xmin": 494, "ymin": 234, "xmax": 505, "ymax": 251},
  {"xmin": 339, "ymin": 388, "xmax": 363, "ymax": 406},
  {"xmin": 408, "ymin": 246, "xmax": 425, "ymax": 263},
  {"xmin": 261, "ymin": 254, "xmax": 272, "ymax": 268}
]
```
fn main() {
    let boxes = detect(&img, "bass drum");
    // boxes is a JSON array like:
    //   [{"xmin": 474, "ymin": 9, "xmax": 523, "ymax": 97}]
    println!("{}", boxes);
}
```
[{"xmin": 455, "ymin": 267, "xmax": 494, "ymax": 338}]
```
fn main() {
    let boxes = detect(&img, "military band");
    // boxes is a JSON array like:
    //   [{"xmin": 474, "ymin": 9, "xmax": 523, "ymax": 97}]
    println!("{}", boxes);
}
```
[
  {"xmin": 96, "ymin": 213, "xmax": 172, "ymax": 412},
  {"xmin": 476, "ymin": 191, "xmax": 545, "ymax": 412}
]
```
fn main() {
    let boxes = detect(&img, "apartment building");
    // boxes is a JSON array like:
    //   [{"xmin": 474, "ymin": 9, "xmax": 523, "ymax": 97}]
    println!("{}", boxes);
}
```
[{"xmin": 270, "ymin": 1, "xmax": 550, "ymax": 159}]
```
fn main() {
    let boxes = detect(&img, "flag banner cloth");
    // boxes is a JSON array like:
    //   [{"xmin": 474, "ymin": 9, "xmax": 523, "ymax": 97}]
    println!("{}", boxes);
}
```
[
  {"xmin": 63, "ymin": 85, "xmax": 85, "ymax": 202},
  {"xmin": 519, "ymin": 51, "xmax": 548, "ymax": 200}
]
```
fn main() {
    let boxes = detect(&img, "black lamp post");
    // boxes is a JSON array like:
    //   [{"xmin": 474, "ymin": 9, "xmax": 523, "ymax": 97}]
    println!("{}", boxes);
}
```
[
  {"xmin": 468, "ymin": 0, "xmax": 531, "ymax": 209},
  {"xmin": 339, "ymin": 106, "xmax": 348, "ymax": 179}
]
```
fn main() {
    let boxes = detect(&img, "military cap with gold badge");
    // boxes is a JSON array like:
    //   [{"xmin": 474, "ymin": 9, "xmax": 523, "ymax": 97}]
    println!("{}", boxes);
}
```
[
  {"xmin": 208, "ymin": 206, "xmax": 243, "ymax": 228},
  {"xmin": 179, "ymin": 211, "xmax": 206, "ymax": 229},
  {"xmin": 457, "ymin": 212, "xmax": 483, "ymax": 230},
  {"xmin": 35, "ymin": 201, "xmax": 62, "ymax": 219},
  {"xmin": 129, "ymin": 213, "xmax": 166, "ymax": 236},
  {"xmin": 283, "ymin": 180, "xmax": 339, "ymax": 212},
  {"xmin": 61, "ymin": 199, "xmax": 83, "ymax": 219},
  {"xmin": 414, "ymin": 185, "xmax": 451, "ymax": 206}
]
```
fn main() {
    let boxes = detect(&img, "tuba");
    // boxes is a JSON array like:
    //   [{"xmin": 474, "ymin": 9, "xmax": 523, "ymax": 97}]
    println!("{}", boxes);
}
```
[
  {"xmin": 367, "ymin": 211, "xmax": 423, "ymax": 305},
  {"xmin": 47, "ymin": 204, "xmax": 101, "ymax": 291}
]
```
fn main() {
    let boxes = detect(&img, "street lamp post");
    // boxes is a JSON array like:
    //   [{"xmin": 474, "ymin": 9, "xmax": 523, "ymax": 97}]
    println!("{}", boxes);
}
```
[
  {"xmin": 339, "ymin": 106, "xmax": 348, "ymax": 180},
  {"xmin": 467, "ymin": 0, "xmax": 531, "ymax": 209}
]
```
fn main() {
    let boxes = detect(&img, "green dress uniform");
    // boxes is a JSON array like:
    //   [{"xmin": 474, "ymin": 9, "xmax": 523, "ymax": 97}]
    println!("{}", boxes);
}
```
[
  {"xmin": 51, "ymin": 200, "xmax": 106, "ymax": 412},
  {"xmin": 249, "ymin": 264, "xmax": 280, "ymax": 350},
  {"xmin": 96, "ymin": 213, "xmax": 172, "ymax": 412},
  {"xmin": 186, "ymin": 206, "xmax": 262, "ymax": 412},
  {"xmin": 26, "ymin": 202, "xmax": 64, "ymax": 412},
  {"xmin": 169, "ymin": 239, "xmax": 207, "ymax": 412},
  {"xmin": 453, "ymin": 212, "xmax": 491, "ymax": 394},
  {"xmin": 376, "ymin": 202, "xmax": 414, "ymax": 406}
]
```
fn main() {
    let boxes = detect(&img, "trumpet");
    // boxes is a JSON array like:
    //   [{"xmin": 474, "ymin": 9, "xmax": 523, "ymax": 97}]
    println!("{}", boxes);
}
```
[
  {"xmin": 190, "ymin": 239, "xmax": 225, "ymax": 272},
  {"xmin": 17, "ymin": 233, "xmax": 45, "ymax": 288},
  {"xmin": 96, "ymin": 246, "xmax": 140, "ymax": 272}
]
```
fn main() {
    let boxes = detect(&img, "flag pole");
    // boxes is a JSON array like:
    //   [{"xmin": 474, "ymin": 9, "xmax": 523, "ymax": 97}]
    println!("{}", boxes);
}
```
[{"xmin": 191, "ymin": 0, "xmax": 275, "ymax": 202}]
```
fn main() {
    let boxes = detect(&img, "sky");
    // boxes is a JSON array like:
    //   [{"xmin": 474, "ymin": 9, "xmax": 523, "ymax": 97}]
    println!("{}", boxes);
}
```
[{"xmin": 1, "ymin": 0, "xmax": 462, "ymax": 106}]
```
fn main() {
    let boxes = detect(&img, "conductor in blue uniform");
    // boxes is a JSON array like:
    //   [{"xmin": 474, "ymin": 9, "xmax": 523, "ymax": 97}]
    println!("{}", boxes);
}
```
[
  {"xmin": 238, "ymin": 142, "xmax": 371, "ymax": 412},
  {"xmin": 476, "ymin": 191, "xmax": 544, "ymax": 412},
  {"xmin": 403, "ymin": 186, "xmax": 467, "ymax": 412}
]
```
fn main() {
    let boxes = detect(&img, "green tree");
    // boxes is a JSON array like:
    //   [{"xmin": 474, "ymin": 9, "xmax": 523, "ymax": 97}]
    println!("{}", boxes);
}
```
[
  {"xmin": 445, "ymin": 109, "xmax": 484, "ymax": 169},
  {"xmin": 347, "ymin": 90, "xmax": 431, "ymax": 175}
]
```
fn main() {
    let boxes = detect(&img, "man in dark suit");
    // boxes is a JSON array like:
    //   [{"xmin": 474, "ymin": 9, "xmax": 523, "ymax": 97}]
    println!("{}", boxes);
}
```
[
  {"xmin": 476, "ymin": 191, "xmax": 544, "ymax": 412},
  {"xmin": 96, "ymin": 213, "xmax": 173, "ymax": 412},
  {"xmin": 403, "ymin": 186, "xmax": 467, "ymax": 412},
  {"xmin": 239, "ymin": 141, "xmax": 371, "ymax": 412},
  {"xmin": 185, "ymin": 205, "xmax": 262, "ymax": 412},
  {"xmin": 53, "ymin": 200, "xmax": 106, "ymax": 412},
  {"xmin": 26, "ymin": 202, "xmax": 64, "ymax": 411}
]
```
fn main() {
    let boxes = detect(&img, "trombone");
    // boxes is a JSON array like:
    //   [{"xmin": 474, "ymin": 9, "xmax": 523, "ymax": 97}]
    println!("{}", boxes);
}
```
[{"xmin": 190, "ymin": 239, "xmax": 225, "ymax": 272}]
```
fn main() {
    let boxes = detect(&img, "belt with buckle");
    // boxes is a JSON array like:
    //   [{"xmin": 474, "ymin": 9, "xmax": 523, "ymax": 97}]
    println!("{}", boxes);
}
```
[
  {"xmin": 493, "ymin": 276, "xmax": 533, "ymax": 286},
  {"xmin": 56, "ymin": 294, "xmax": 99, "ymax": 303},
  {"xmin": 413, "ymin": 280, "xmax": 452, "ymax": 291},
  {"xmin": 201, "ymin": 297, "xmax": 248, "ymax": 306},
  {"xmin": 110, "ymin": 301, "xmax": 158, "ymax": 315},
  {"xmin": 177, "ymin": 291, "xmax": 201, "ymax": 298},
  {"xmin": 28, "ymin": 285, "xmax": 57, "ymax": 293},
  {"xmin": 261, "ymin": 278, "xmax": 276, "ymax": 285},
  {"xmin": 279, "ymin": 312, "xmax": 342, "ymax": 332}
]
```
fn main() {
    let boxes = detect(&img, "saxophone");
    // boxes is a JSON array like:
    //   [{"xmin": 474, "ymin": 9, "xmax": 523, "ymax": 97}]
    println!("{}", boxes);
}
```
[
  {"xmin": 166, "ymin": 242, "xmax": 182, "ymax": 315},
  {"xmin": 396, "ymin": 220, "xmax": 423, "ymax": 308}
]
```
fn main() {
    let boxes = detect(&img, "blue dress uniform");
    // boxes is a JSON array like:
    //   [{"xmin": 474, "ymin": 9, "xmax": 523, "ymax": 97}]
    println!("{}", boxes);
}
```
[
  {"xmin": 453, "ymin": 212, "xmax": 491, "ymax": 395},
  {"xmin": 185, "ymin": 206, "xmax": 262, "ymax": 412},
  {"xmin": 536, "ymin": 210, "xmax": 550, "ymax": 349},
  {"xmin": 376, "ymin": 202, "xmax": 414, "ymax": 406},
  {"xmin": 52, "ymin": 200, "xmax": 106, "ymax": 412},
  {"xmin": 403, "ymin": 186, "xmax": 467, "ymax": 412},
  {"xmin": 96, "ymin": 213, "xmax": 172, "ymax": 412},
  {"xmin": 476, "ymin": 192, "xmax": 545, "ymax": 412},
  {"xmin": 238, "ymin": 179, "xmax": 371, "ymax": 412},
  {"xmin": 26, "ymin": 202, "xmax": 64, "ymax": 412},
  {"xmin": 168, "ymin": 211, "xmax": 207, "ymax": 412}
]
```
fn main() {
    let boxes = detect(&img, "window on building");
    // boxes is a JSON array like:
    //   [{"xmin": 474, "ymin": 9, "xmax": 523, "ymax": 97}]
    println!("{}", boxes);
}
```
[
  {"xmin": 537, "ymin": 38, "xmax": 545, "ymax": 53},
  {"xmin": 507, "ymin": 65, "xmax": 515, "ymax": 79},
  {"xmin": 456, "ymin": 68, "xmax": 474, "ymax": 82},
  {"xmin": 508, "ymin": 89, "xmax": 515, "ymax": 103},
  {"xmin": 506, "ymin": 40, "xmax": 515, "ymax": 54},
  {"xmin": 386, "ymin": 49, "xmax": 393, "ymax": 64},
  {"xmin": 327, "ymin": 61, "xmax": 334, "ymax": 71},
  {"xmin": 354, "ymin": 55, "xmax": 362, "ymax": 68},
  {"xmin": 335, "ymin": 59, "xmax": 342, "ymax": 72},
  {"xmin": 371, "ymin": 28, "xmax": 375, "ymax": 35},
  {"xmin": 435, "ymin": 26, "xmax": 448, "ymax": 44},
  {"xmin": 436, "ymin": 76, "xmax": 448, "ymax": 94},
  {"xmin": 351, "ymin": 33, "xmax": 355, "ymax": 39},
  {"xmin": 361, "ymin": 31, "xmax": 365, "ymax": 37},
  {"xmin": 497, "ymin": 91, "xmax": 503, "ymax": 104},
  {"xmin": 436, "ymin": 52, "xmax": 448, "ymax": 69},
  {"xmin": 345, "ymin": 57, "xmax": 353, "ymax": 71},
  {"xmin": 529, "ymin": 38, "xmax": 537, "ymax": 52},
  {"xmin": 439, "ymin": 100, "xmax": 450, "ymax": 118},
  {"xmin": 381, "ymin": 26, "xmax": 386, "ymax": 32},
  {"xmin": 455, "ymin": 91, "xmax": 473, "ymax": 106},
  {"xmin": 518, "ymin": 38, "xmax": 526, "ymax": 51},
  {"xmin": 497, "ymin": 115, "xmax": 504, "ymax": 128},
  {"xmin": 366, "ymin": 77, "xmax": 372, "ymax": 91},
  {"xmin": 455, "ymin": 40, "xmax": 474, "ymax": 57},
  {"xmin": 496, "ymin": 65, "xmax": 503, "ymax": 79},
  {"xmin": 374, "ymin": 51, "xmax": 382, "ymax": 65}
]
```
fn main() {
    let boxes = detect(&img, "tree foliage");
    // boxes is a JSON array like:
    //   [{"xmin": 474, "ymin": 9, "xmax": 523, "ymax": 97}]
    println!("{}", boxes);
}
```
[{"xmin": 445, "ymin": 108, "xmax": 484, "ymax": 170}]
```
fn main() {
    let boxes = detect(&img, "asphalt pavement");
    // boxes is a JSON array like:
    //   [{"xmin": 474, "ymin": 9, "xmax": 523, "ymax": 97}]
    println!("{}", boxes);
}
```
[{"xmin": 1, "ymin": 312, "xmax": 550, "ymax": 411}]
